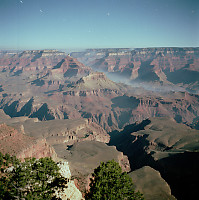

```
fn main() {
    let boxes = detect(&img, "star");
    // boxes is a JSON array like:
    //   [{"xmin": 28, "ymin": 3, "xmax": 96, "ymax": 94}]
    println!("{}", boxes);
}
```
[
  {"xmin": 40, "ymin": 9, "xmax": 43, "ymax": 13},
  {"xmin": 20, "ymin": 0, "xmax": 23, "ymax": 3}
]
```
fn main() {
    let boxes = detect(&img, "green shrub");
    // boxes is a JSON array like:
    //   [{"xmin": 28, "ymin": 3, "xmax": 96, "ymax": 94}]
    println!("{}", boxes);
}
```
[
  {"xmin": 0, "ymin": 154, "xmax": 67, "ymax": 200},
  {"xmin": 85, "ymin": 160, "xmax": 144, "ymax": 200}
]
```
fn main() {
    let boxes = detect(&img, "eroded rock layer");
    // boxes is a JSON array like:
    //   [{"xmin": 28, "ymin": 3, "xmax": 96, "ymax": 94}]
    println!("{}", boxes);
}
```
[{"xmin": 0, "ymin": 49, "xmax": 199, "ymax": 132}]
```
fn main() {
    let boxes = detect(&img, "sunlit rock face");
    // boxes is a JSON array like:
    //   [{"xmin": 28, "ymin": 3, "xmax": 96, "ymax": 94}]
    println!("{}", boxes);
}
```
[
  {"xmin": 0, "ymin": 50, "xmax": 66, "ymax": 73},
  {"xmin": 56, "ymin": 160, "xmax": 84, "ymax": 200}
]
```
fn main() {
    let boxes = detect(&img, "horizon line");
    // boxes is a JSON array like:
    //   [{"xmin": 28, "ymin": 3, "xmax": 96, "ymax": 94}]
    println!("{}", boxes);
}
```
[{"xmin": 0, "ymin": 46, "xmax": 199, "ymax": 52}]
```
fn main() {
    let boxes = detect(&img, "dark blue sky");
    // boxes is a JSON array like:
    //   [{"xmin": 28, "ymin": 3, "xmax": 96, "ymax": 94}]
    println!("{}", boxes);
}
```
[{"xmin": 0, "ymin": 0, "xmax": 198, "ymax": 50}]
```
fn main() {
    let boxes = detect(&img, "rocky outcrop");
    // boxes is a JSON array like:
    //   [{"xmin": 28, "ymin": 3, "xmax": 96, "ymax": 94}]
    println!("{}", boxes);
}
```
[
  {"xmin": 56, "ymin": 160, "xmax": 84, "ymax": 200},
  {"xmin": 23, "ymin": 118, "xmax": 110, "ymax": 145},
  {"xmin": 16, "ymin": 138, "xmax": 57, "ymax": 160},
  {"xmin": 70, "ymin": 72, "xmax": 124, "ymax": 91},
  {"xmin": 129, "ymin": 166, "xmax": 176, "ymax": 200},
  {"xmin": 54, "ymin": 141, "xmax": 130, "ymax": 193},
  {"xmin": 52, "ymin": 56, "xmax": 91, "ymax": 78},
  {"xmin": 0, "ymin": 123, "xmax": 56, "ymax": 160},
  {"xmin": 0, "ymin": 121, "xmax": 84, "ymax": 199}
]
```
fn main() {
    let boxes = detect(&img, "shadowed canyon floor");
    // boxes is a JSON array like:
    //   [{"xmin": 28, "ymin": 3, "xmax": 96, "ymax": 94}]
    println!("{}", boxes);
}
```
[{"xmin": 109, "ymin": 117, "xmax": 199, "ymax": 200}]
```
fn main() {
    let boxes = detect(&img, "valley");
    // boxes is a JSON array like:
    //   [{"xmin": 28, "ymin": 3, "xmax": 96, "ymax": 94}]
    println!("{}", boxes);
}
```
[{"xmin": 0, "ymin": 47, "xmax": 199, "ymax": 200}]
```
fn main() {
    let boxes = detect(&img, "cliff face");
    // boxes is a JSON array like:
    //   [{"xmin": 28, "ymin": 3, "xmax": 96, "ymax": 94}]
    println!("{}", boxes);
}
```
[
  {"xmin": 1, "ymin": 75, "xmax": 199, "ymax": 132},
  {"xmin": 22, "ymin": 118, "xmax": 110, "ymax": 145},
  {"xmin": 0, "ymin": 109, "xmax": 110, "ymax": 146},
  {"xmin": 86, "ymin": 47, "xmax": 199, "ymax": 74},
  {"xmin": 16, "ymin": 138, "xmax": 57, "ymax": 160},
  {"xmin": 0, "ymin": 50, "xmax": 92, "ymax": 94},
  {"xmin": 0, "ymin": 50, "xmax": 66, "ymax": 72},
  {"xmin": 59, "ymin": 90, "xmax": 199, "ymax": 132},
  {"xmin": 52, "ymin": 56, "xmax": 91, "ymax": 78},
  {"xmin": 0, "ymin": 123, "xmax": 57, "ymax": 160},
  {"xmin": 0, "ymin": 121, "xmax": 85, "ymax": 200}
]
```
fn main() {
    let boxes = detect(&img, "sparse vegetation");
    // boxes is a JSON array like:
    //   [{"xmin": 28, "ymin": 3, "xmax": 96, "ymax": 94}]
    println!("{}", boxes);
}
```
[
  {"xmin": 0, "ymin": 153, "xmax": 68, "ymax": 200},
  {"xmin": 85, "ymin": 160, "xmax": 144, "ymax": 200}
]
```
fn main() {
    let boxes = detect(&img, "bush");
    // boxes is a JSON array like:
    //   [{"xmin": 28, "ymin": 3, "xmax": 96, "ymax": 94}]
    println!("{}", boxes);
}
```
[{"xmin": 85, "ymin": 160, "xmax": 144, "ymax": 200}]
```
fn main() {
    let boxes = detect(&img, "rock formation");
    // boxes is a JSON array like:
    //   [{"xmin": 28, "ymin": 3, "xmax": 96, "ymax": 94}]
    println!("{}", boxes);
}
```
[
  {"xmin": 0, "ymin": 123, "xmax": 56, "ymax": 160},
  {"xmin": 0, "ymin": 49, "xmax": 66, "ymax": 72},
  {"xmin": 52, "ymin": 55, "xmax": 91, "ymax": 78},
  {"xmin": 0, "ymin": 109, "xmax": 130, "ymax": 197},
  {"xmin": 0, "ymin": 119, "xmax": 85, "ymax": 199},
  {"xmin": 1, "ymin": 48, "xmax": 199, "ymax": 199}
]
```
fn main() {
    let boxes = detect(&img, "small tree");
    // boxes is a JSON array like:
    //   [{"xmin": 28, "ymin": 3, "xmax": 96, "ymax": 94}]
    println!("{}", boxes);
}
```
[
  {"xmin": 85, "ymin": 160, "xmax": 144, "ymax": 200},
  {"xmin": 0, "ymin": 154, "xmax": 67, "ymax": 200}
]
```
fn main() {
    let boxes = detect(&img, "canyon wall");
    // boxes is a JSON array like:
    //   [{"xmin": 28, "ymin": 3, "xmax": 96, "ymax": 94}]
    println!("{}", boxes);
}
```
[
  {"xmin": 72, "ymin": 47, "xmax": 199, "ymax": 93},
  {"xmin": 0, "ymin": 49, "xmax": 199, "ymax": 132}
]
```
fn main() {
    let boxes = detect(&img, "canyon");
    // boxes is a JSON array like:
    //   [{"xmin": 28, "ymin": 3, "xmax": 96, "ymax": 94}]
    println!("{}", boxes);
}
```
[
  {"xmin": 0, "ymin": 48, "xmax": 198, "ymax": 133},
  {"xmin": 0, "ymin": 48, "xmax": 199, "ymax": 199}
]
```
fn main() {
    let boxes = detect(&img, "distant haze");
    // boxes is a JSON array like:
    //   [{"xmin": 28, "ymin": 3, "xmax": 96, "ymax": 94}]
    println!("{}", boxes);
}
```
[{"xmin": 0, "ymin": 0, "xmax": 198, "ymax": 50}]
